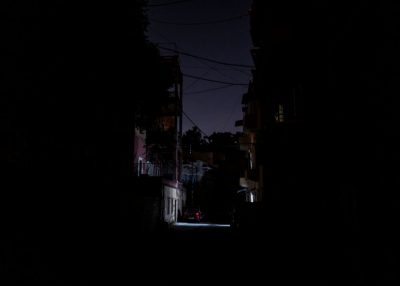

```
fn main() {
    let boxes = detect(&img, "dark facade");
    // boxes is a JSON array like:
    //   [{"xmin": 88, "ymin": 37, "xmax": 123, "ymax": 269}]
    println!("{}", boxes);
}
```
[
  {"xmin": 240, "ymin": 1, "xmax": 400, "ymax": 242},
  {"xmin": 132, "ymin": 54, "xmax": 185, "ymax": 227}
]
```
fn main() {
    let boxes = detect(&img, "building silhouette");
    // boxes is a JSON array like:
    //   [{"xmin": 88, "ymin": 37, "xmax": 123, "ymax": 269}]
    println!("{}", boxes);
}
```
[
  {"xmin": 129, "ymin": 54, "xmax": 185, "ymax": 229},
  {"xmin": 239, "ymin": 0, "xmax": 400, "ymax": 241}
]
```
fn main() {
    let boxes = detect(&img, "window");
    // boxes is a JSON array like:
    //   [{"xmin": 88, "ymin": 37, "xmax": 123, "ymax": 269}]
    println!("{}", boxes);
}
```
[
  {"xmin": 169, "ymin": 198, "xmax": 173, "ymax": 215},
  {"xmin": 174, "ymin": 200, "xmax": 177, "ymax": 219},
  {"xmin": 248, "ymin": 150, "xmax": 253, "ymax": 170},
  {"xmin": 138, "ymin": 159, "xmax": 143, "ymax": 176},
  {"xmin": 275, "ymin": 104, "xmax": 284, "ymax": 123}
]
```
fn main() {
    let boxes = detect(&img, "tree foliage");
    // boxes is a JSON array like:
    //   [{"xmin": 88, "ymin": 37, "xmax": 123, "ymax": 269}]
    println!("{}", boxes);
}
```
[
  {"xmin": 182, "ymin": 127, "xmax": 242, "ymax": 153},
  {"xmin": 206, "ymin": 132, "xmax": 242, "ymax": 152},
  {"xmin": 181, "ymin": 127, "xmax": 208, "ymax": 151}
]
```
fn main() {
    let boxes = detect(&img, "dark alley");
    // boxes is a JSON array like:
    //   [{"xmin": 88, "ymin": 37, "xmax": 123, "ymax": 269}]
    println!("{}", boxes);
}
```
[{"xmin": 2, "ymin": 0, "xmax": 400, "ymax": 285}]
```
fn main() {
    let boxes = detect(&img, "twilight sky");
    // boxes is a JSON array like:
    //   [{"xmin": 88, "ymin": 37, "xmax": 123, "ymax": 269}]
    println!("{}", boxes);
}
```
[{"xmin": 147, "ymin": 0, "xmax": 253, "ymax": 136}]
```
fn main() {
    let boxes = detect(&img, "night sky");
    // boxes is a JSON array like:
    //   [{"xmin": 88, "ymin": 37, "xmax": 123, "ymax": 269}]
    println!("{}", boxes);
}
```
[{"xmin": 147, "ymin": 0, "xmax": 253, "ymax": 136}]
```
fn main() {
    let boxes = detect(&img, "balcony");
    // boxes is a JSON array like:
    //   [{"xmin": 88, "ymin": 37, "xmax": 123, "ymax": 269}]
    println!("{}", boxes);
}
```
[
  {"xmin": 245, "ymin": 168, "xmax": 259, "ymax": 182},
  {"xmin": 134, "ymin": 162, "xmax": 161, "ymax": 177},
  {"xmin": 160, "ymin": 101, "xmax": 181, "ymax": 116},
  {"xmin": 134, "ymin": 162, "xmax": 177, "ymax": 181},
  {"xmin": 241, "ymin": 91, "xmax": 256, "ymax": 105},
  {"xmin": 146, "ymin": 129, "xmax": 177, "ymax": 147},
  {"xmin": 235, "ymin": 119, "xmax": 243, "ymax": 127},
  {"xmin": 244, "ymin": 113, "xmax": 259, "ymax": 131}
]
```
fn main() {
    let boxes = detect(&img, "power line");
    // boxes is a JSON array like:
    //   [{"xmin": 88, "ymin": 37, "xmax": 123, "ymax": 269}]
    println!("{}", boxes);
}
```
[
  {"xmin": 182, "ymin": 110, "xmax": 209, "ymax": 137},
  {"xmin": 150, "ymin": 14, "xmax": 247, "ymax": 25},
  {"xmin": 149, "ymin": 0, "xmax": 194, "ymax": 8},
  {"xmin": 183, "ymin": 65, "xmax": 252, "ymax": 76},
  {"xmin": 184, "ymin": 70, "xmax": 211, "ymax": 91},
  {"xmin": 185, "ymin": 84, "xmax": 236, "ymax": 95},
  {"xmin": 182, "ymin": 50, "xmax": 246, "ymax": 86},
  {"xmin": 158, "ymin": 46, "xmax": 253, "ymax": 68},
  {"xmin": 151, "ymin": 31, "xmax": 241, "ymax": 85},
  {"xmin": 184, "ymin": 66, "xmax": 248, "ymax": 71},
  {"xmin": 199, "ymin": 60, "xmax": 241, "ymax": 83},
  {"xmin": 180, "ymin": 49, "xmax": 244, "ymax": 83},
  {"xmin": 183, "ymin": 73, "xmax": 248, "ymax": 85},
  {"xmin": 152, "ymin": 29, "xmax": 251, "ymax": 79}
]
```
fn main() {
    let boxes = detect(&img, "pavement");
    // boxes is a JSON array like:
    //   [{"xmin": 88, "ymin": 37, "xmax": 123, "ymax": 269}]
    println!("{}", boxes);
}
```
[{"xmin": 3, "ymin": 219, "xmax": 399, "ymax": 285}]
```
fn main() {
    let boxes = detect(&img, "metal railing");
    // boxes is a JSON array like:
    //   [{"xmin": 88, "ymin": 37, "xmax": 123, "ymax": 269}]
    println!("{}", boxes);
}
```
[{"xmin": 134, "ymin": 162, "xmax": 177, "ymax": 180}]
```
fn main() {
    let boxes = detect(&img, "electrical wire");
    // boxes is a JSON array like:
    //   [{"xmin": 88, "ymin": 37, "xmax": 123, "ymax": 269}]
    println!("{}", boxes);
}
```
[
  {"xmin": 182, "ymin": 110, "xmax": 209, "ymax": 137},
  {"xmin": 158, "ymin": 46, "xmax": 253, "ymax": 68},
  {"xmin": 150, "ymin": 14, "xmax": 246, "ymax": 25},
  {"xmin": 149, "ymin": 0, "xmax": 194, "ymax": 8},
  {"xmin": 185, "ymin": 84, "xmax": 236, "ymax": 95},
  {"xmin": 184, "ymin": 70, "xmax": 211, "ymax": 91},
  {"xmin": 151, "ymin": 31, "xmax": 242, "ymax": 86},
  {"xmin": 183, "ymin": 65, "xmax": 252, "ymax": 76},
  {"xmin": 152, "ymin": 31, "xmax": 251, "ymax": 81},
  {"xmin": 183, "ymin": 73, "xmax": 248, "ymax": 85}
]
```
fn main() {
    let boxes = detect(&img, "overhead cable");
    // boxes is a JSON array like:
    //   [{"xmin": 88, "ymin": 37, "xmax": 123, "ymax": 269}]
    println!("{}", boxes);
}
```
[
  {"xmin": 183, "ymin": 73, "xmax": 248, "ymax": 86},
  {"xmin": 185, "ymin": 84, "xmax": 236, "ymax": 95},
  {"xmin": 158, "ymin": 46, "xmax": 253, "ymax": 68},
  {"xmin": 149, "ymin": 0, "xmax": 194, "ymax": 8},
  {"xmin": 150, "ymin": 14, "xmax": 246, "ymax": 25},
  {"xmin": 182, "ymin": 110, "xmax": 209, "ymax": 138}
]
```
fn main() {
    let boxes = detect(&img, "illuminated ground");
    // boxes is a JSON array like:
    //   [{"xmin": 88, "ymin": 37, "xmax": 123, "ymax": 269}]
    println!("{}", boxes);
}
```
[{"xmin": 172, "ymin": 222, "xmax": 231, "ymax": 228}]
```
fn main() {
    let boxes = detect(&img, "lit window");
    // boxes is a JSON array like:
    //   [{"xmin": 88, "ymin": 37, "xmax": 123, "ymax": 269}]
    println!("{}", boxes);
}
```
[
  {"xmin": 275, "ymin": 104, "xmax": 284, "ymax": 122},
  {"xmin": 248, "ymin": 150, "xmax": 253, "ymax": 170}
]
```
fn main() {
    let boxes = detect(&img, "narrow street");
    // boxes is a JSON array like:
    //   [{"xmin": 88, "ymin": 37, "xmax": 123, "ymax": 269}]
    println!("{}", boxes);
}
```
[
  {"xmin": 4, "ymin": 0, "xmax": 400, "ymax": 284},
  {"xmin": 4, "ymin": 215, "xmax": 394, "ymax": 285},
  {"xmin": 160, "ymin": 222, "xmax": 256, "ymax": 285}
]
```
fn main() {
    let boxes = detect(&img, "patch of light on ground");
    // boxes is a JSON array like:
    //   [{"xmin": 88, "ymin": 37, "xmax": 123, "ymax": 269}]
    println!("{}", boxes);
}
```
[{"xmin": 174, "ymin": 222, "xmax": 230, "ymax": 228}]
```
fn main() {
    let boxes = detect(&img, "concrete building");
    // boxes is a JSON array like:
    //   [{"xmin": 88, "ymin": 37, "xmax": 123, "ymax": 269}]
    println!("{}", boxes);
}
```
[
  {"xmin": 131, "ymin": 54, "xmax": 185, "ymax": 230},
  {"xmin": 237, "ymin": 0, "xmax": 400, "ymax": 246}
]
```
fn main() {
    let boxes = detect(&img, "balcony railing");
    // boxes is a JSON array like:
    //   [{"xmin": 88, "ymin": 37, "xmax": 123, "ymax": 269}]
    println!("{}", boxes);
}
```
[
  {"xmin": 244, "ymin": 113, "xmax": 258, "ymax": 130},
  {"xmin": 134, "ymin": 162, "xmax": 178, "ymax": 180},
  {"xmin": 134, "ymin": 162, "xmax": 161, "ymax": 177}
]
